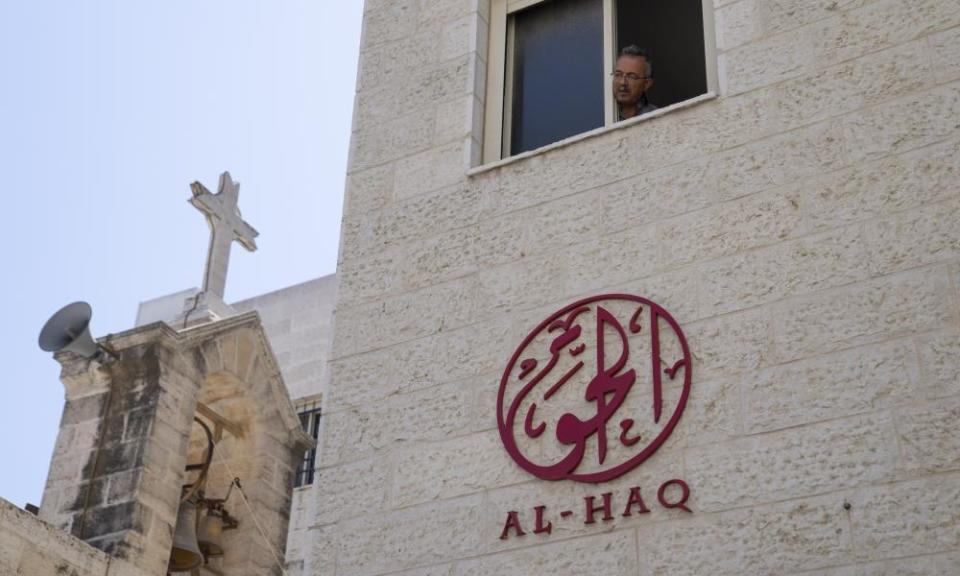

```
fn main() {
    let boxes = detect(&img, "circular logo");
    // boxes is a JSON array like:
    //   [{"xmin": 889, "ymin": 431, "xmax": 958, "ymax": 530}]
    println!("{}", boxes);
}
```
[{"xmin": 497, "ymin": 294, "xmax": 691, "ymax": 483}]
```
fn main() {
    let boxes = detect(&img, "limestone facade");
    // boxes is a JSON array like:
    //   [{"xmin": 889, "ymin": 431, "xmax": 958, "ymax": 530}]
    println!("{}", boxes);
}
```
[{"xmin": 311, "ymin": 0, "xmax": 960, "ymax": 574}]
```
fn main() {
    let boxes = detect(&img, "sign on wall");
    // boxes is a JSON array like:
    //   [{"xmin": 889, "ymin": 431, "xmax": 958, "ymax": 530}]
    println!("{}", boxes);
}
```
[{"xmin": 496, "ymin": 294, "xmax": 693, "ymax": 539}]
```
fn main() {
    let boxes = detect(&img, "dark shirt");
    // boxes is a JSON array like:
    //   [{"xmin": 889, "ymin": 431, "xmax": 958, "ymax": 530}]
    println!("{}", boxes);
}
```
[{"xmin": 617, "ymin": 101, "xmax": 658, "ymax": 121}]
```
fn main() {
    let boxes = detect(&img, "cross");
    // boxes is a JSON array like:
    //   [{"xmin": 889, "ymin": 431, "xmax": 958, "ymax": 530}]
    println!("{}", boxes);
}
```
[{"xmin": 189, "ymin": 172, "xmax": 258, "ymax": 300}]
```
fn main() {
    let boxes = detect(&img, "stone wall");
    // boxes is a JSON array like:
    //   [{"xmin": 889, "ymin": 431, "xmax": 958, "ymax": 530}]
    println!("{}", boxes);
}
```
[
  {"xmin": 315, "ymin": 0, "xmax": 960, "ymax": 574},
  {"xmin": 0, "ymin": 498, "xmax": 149, "ymax": 576},
  {"xmin": 233, "ymin": 274, "xmax": 337, "ymax": 401},
  {"xmin": 233, "ymin": 276, "xmax": 337, "ymax": 574}
]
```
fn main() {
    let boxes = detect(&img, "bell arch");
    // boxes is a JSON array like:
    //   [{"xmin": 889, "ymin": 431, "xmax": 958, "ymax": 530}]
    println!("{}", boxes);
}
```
[{"xmin": 40, "ymin": 313, "xmax": 312, "ymax": 575}]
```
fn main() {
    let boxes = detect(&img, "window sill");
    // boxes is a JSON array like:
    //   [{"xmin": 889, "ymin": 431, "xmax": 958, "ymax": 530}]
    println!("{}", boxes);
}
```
[{"xmin": 468, "ymin": 91, "xmax": 717, "ymax": 177}]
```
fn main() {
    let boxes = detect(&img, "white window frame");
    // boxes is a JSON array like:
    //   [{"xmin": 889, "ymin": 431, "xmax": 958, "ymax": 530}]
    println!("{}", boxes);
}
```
[
  {"xmin": 482, "ymin": 0, "xmax": 718, "ymax": 164},
  {"xmin": 293, "ymin": 394, "xmax": 323, "ymax": 489}
]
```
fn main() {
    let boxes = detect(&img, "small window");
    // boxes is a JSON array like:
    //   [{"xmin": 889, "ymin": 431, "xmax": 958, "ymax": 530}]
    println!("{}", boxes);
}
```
[
  {"xmin": 484, "ymin": 0, "xmax": 718, "ymax": 161},
  {"xmin": 294, "ymin": 401, "xmax": 322, "ymax": 488}
]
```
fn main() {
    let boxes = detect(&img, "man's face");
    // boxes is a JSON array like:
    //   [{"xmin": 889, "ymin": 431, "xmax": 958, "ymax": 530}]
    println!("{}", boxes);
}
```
[{"xmin": 612, "ymin": 55, "xmax": 652, "ymax": 107}]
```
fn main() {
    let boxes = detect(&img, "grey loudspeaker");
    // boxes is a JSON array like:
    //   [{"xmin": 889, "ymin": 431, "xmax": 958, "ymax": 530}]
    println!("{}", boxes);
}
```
[{"xmin": 38, "ymin": 301, "xmax": 100, "ymax": 359}]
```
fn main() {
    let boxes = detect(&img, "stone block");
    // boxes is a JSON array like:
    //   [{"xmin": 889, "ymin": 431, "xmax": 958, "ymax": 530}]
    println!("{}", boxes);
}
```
[
  {"xmin": 320, "ymin": 374, "xmax": 496, "ymax": 468},
  {"xmin": 563, "ymin": 226, "xmax": 665, "ymax": 299},
  {"xmin": 364, "ymin": 55, "xmax": 474, "ymax": 126},
  {"xmin": 105, "ymin": 470, "xmax": 141, "ymax": 505},
  {"xmin": 916, "ymin": 329, "xmax": 960, "ymax": 399},
  {"xmin": 773, "ymin": 39, "xmax": 933, "ymax": 132},
  {"xmin": 397, "ymin": 226, "xmax": 481, "ymax": 290},
  {"xmin": 455, "ymin": 530, "xmax": 636, "ymax": 576},
  {"xmin": 380, "ymin": 182, "xmax": 497, "ymax": 248},
  {"xmin": 473, "ymin": 209, "xmax": 534, "ymax": 268},
  {"xmin": 658, "ymin": 189, "xmax": 803, "ymax": 268},
  {"xmin": 771, "ymin": 266, "xmax": 955, "ymax": 364},
  {"xmin": 608, "ymin": 267, "xmax": 703, "ymax": 324},
  {"xmin": 636, "ymin": 492, "xmax": 853, "ymax": 576},
  {"xmin": 866, "ymin": 197, "xmax": 960, "ymax": 276},
  {"xmin": 0, "ymin": 530, "xmax": 25, "ymax": 573},
  {"xmin": 417, "ymin": 0, "xmax": 477, "ymax": 27},
  {"xmin": 520, "ymin": 192, "xmax": 604, "ymax": 261},
  {"xmin": 700, "ymin": 225, "xmax": 871, "ymax": 317},
  {"xmin": 349, "ymin": 107, "xmax": 436, "ymax": 170},
  {"xmin": 843, "ymin": 82, "xmax": 960, "ymax": 164},
  {"xmin": 929, "ymin": 25, "xmax": 960, "ymax": 84},
  {"xmin": 311, "ymin": 457, "xmax": 389, "ymax": 526},
  {"xmin": 343, "ymin": 163, "xmax": 395, "ymax": 216},
  {"xmin": 394, "ymin": 141, "xmax": 469, "ymax": 200},
  {"xmin": 815, "ymin": 0, "xmax": 960, "ymax": 67},
  {"xmin": 440, "ymin": 15, "xmax": 474, "ymax": 62},
  {"xmin": 673, "ymin": 376, "xmax": 742, "ymax": 449},
  {"xmin": 744, "ymin": 338, "xmax": 919, "ymax": 435},
  {"xmin": 333, "ymin": 277, "xmax": 480, "ymax": 358},
  {"xmin": 716, "ymin": 0, "xmax": 761, "ymax": 52},
  {"xmin": 434, "ymin": 96, "xmax": 474, "ymax": 146},
  {"xmin": 687, "ymin": 306, "xmax": 772, "ymax": 380},
  {"xmin": 597, "ymin": 155, "xmax": 714, "ymax": 236},
  {"xmin": 389, "ymin": 431, "xmax": 527, "ymax": 509},
  {"xmin": 685, "ymin": 413, "xmax": 896, "ymax": 512},
  {"xmin": 797, "ymin": 136, "xmax": 960, "ymax": 235},
  {"xmin": 358, "ymin": 28, "xmax": 446, "ymax": 96},
  {"xmin": 892, "ymin": 396, "xmax": 960, "ymax": 477},
  {"xmin": 494, "ymin": 130, "xmax": 632, "ymax": 216},
  {"xmin": 794, "ymin": 551, "xmax": 960, "ymax": 576},
  {"xmin": 722, "ymin": 25, "xmax": 813, "ymax": 95},
  {"xmin": 760, "ymin": 0, "xmax": 870, "ymax": 38},
  {"xmin": 849, "ymin": 474, "xmax": 960, "ymax": 561},
  {"xmin": 692, "ymin": 88, "xmax": 781, "ymax": 154},
  {"xmin": 62, "ymin": 392, "xmax": 108, "ymax": 425},
  {"xmin": 704, "ymin": 137, "xmax": 779, "ymax": 203},
  {"xmin": 360, "ymin": 0, "xmax": 419, "ymax": 49},
  {"xmin": 326, "ymin": 311, "xmax": 515, "ymax": 411},
  {"xmin": 324, "ymin": 495, "xmax": 486, "ymax": 576},
  {"xmin": 475, "ymin": 254, "xmax": 568, "ymax": 316}
]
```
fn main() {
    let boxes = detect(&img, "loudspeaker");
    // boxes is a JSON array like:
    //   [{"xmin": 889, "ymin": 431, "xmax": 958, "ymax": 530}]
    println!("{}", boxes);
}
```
[{"xmin": 38, "ymin": 301, "xmax": 99, "ymax": 359}]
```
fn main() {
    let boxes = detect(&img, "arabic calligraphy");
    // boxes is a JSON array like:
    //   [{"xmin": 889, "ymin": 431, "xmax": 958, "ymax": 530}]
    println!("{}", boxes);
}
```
[{"xmin": 498, "ymin": 294, "xmax": 691, "ymax": 483}]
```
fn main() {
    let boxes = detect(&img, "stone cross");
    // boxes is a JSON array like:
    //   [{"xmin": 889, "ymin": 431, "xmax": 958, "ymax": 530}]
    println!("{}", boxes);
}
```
[{"xmin": 189, "ymin": 172, "xmax": 258, "ymax": 300}]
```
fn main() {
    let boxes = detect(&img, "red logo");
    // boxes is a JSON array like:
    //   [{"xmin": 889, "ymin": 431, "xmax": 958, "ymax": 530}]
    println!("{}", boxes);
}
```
[{"xmin": 498, "ymin": 294, "xmax": 691, "ymax": 483}]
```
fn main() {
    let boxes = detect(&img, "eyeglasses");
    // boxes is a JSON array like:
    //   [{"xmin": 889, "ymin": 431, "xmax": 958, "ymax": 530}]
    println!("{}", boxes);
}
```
[{"xmin": 610, "ymin": 71, "xmax": 650, "ymax": 82}]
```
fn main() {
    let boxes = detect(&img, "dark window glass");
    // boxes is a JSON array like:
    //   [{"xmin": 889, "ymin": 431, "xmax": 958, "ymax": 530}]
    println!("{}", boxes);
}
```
[
  {"xmin": 510, "ymin": 0, "xmax": 604, "ymax": 155},
  {"xmin": 616, "ymin": 0, "xmax": 707, "ymax": 109},
  {"xmin": 294, "ymin": 404, "xmax": 321, "ymax": 488}
]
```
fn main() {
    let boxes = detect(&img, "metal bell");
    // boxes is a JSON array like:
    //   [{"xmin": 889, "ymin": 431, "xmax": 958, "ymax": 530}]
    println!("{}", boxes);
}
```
[
  {"xmin": 197, "ymin": 511, "xmax": 224, "ymax": 557},
  {"xmin": 168, "ymin": 499, "xmax": 203, "ymax": 572}
]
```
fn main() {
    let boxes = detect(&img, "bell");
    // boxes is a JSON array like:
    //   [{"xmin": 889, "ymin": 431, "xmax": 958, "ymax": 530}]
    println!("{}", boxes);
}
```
[
  {"xmin": 197, "ymin": 511, "xmax": 224, "ymax": 557},
  {"xmin": 168, "ymin": 499, "xmax": 203, "ymax": 572}
]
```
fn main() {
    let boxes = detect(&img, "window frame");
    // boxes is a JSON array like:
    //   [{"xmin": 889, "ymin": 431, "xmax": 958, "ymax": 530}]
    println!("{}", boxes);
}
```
[
  {"xmin": 482, "ymin": 0, "xmax": 719, "ymax": 163},
  {"xmin": 293, "ymin": 397, "xmax": 322, "ymax": 489}
]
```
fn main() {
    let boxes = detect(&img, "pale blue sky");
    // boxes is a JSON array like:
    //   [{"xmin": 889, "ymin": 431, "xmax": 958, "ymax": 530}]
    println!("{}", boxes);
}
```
[{"xmin": 0, "ymin": 1, "xmax": 363, "ymax": 507}]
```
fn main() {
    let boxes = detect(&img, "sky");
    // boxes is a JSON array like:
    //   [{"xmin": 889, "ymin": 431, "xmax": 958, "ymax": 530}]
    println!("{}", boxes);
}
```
[{"xmin": 0, "ymin": 1, "xmax": 363, "ymax": 508}]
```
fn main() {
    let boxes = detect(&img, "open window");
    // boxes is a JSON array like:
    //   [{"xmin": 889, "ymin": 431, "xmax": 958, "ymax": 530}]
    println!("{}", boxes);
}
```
[
  {"xmin": 483, "ymin": 0, "xmax": 718, "ymax": 162},
  {"xmin": 293, "ymin": 398, "xmax": 322, "ymax": 488}
]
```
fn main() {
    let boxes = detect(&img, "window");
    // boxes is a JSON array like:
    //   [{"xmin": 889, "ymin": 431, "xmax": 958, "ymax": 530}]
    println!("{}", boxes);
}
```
[
  {"xmin": 483, "ymin": 0, "xmax": 718, "ymax": 161},
  {"xmin": 294, "ymin": 400, "xmax": 322, "ymax": 488}
]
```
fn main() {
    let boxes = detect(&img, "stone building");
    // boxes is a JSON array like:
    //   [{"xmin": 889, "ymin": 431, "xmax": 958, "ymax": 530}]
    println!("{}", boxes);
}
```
[
  {"xmin": 307, "ymin": 0, "xmax": 960, "ymax": 574},
  {"xmin": 5, "ymin": 0, "xmax": 960, "ymax": 574}
]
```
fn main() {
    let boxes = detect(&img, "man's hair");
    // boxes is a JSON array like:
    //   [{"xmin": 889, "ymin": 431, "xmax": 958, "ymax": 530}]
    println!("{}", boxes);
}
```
[{"xmin": 618, "ymin": 45, "xmax": 653, "ymax": 78}]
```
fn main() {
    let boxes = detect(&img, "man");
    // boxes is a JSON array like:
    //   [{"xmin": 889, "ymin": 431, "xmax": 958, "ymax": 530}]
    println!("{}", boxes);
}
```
[{"xmin": 612, "ymin": 45, "xmax": 657, "ymax": 121}]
